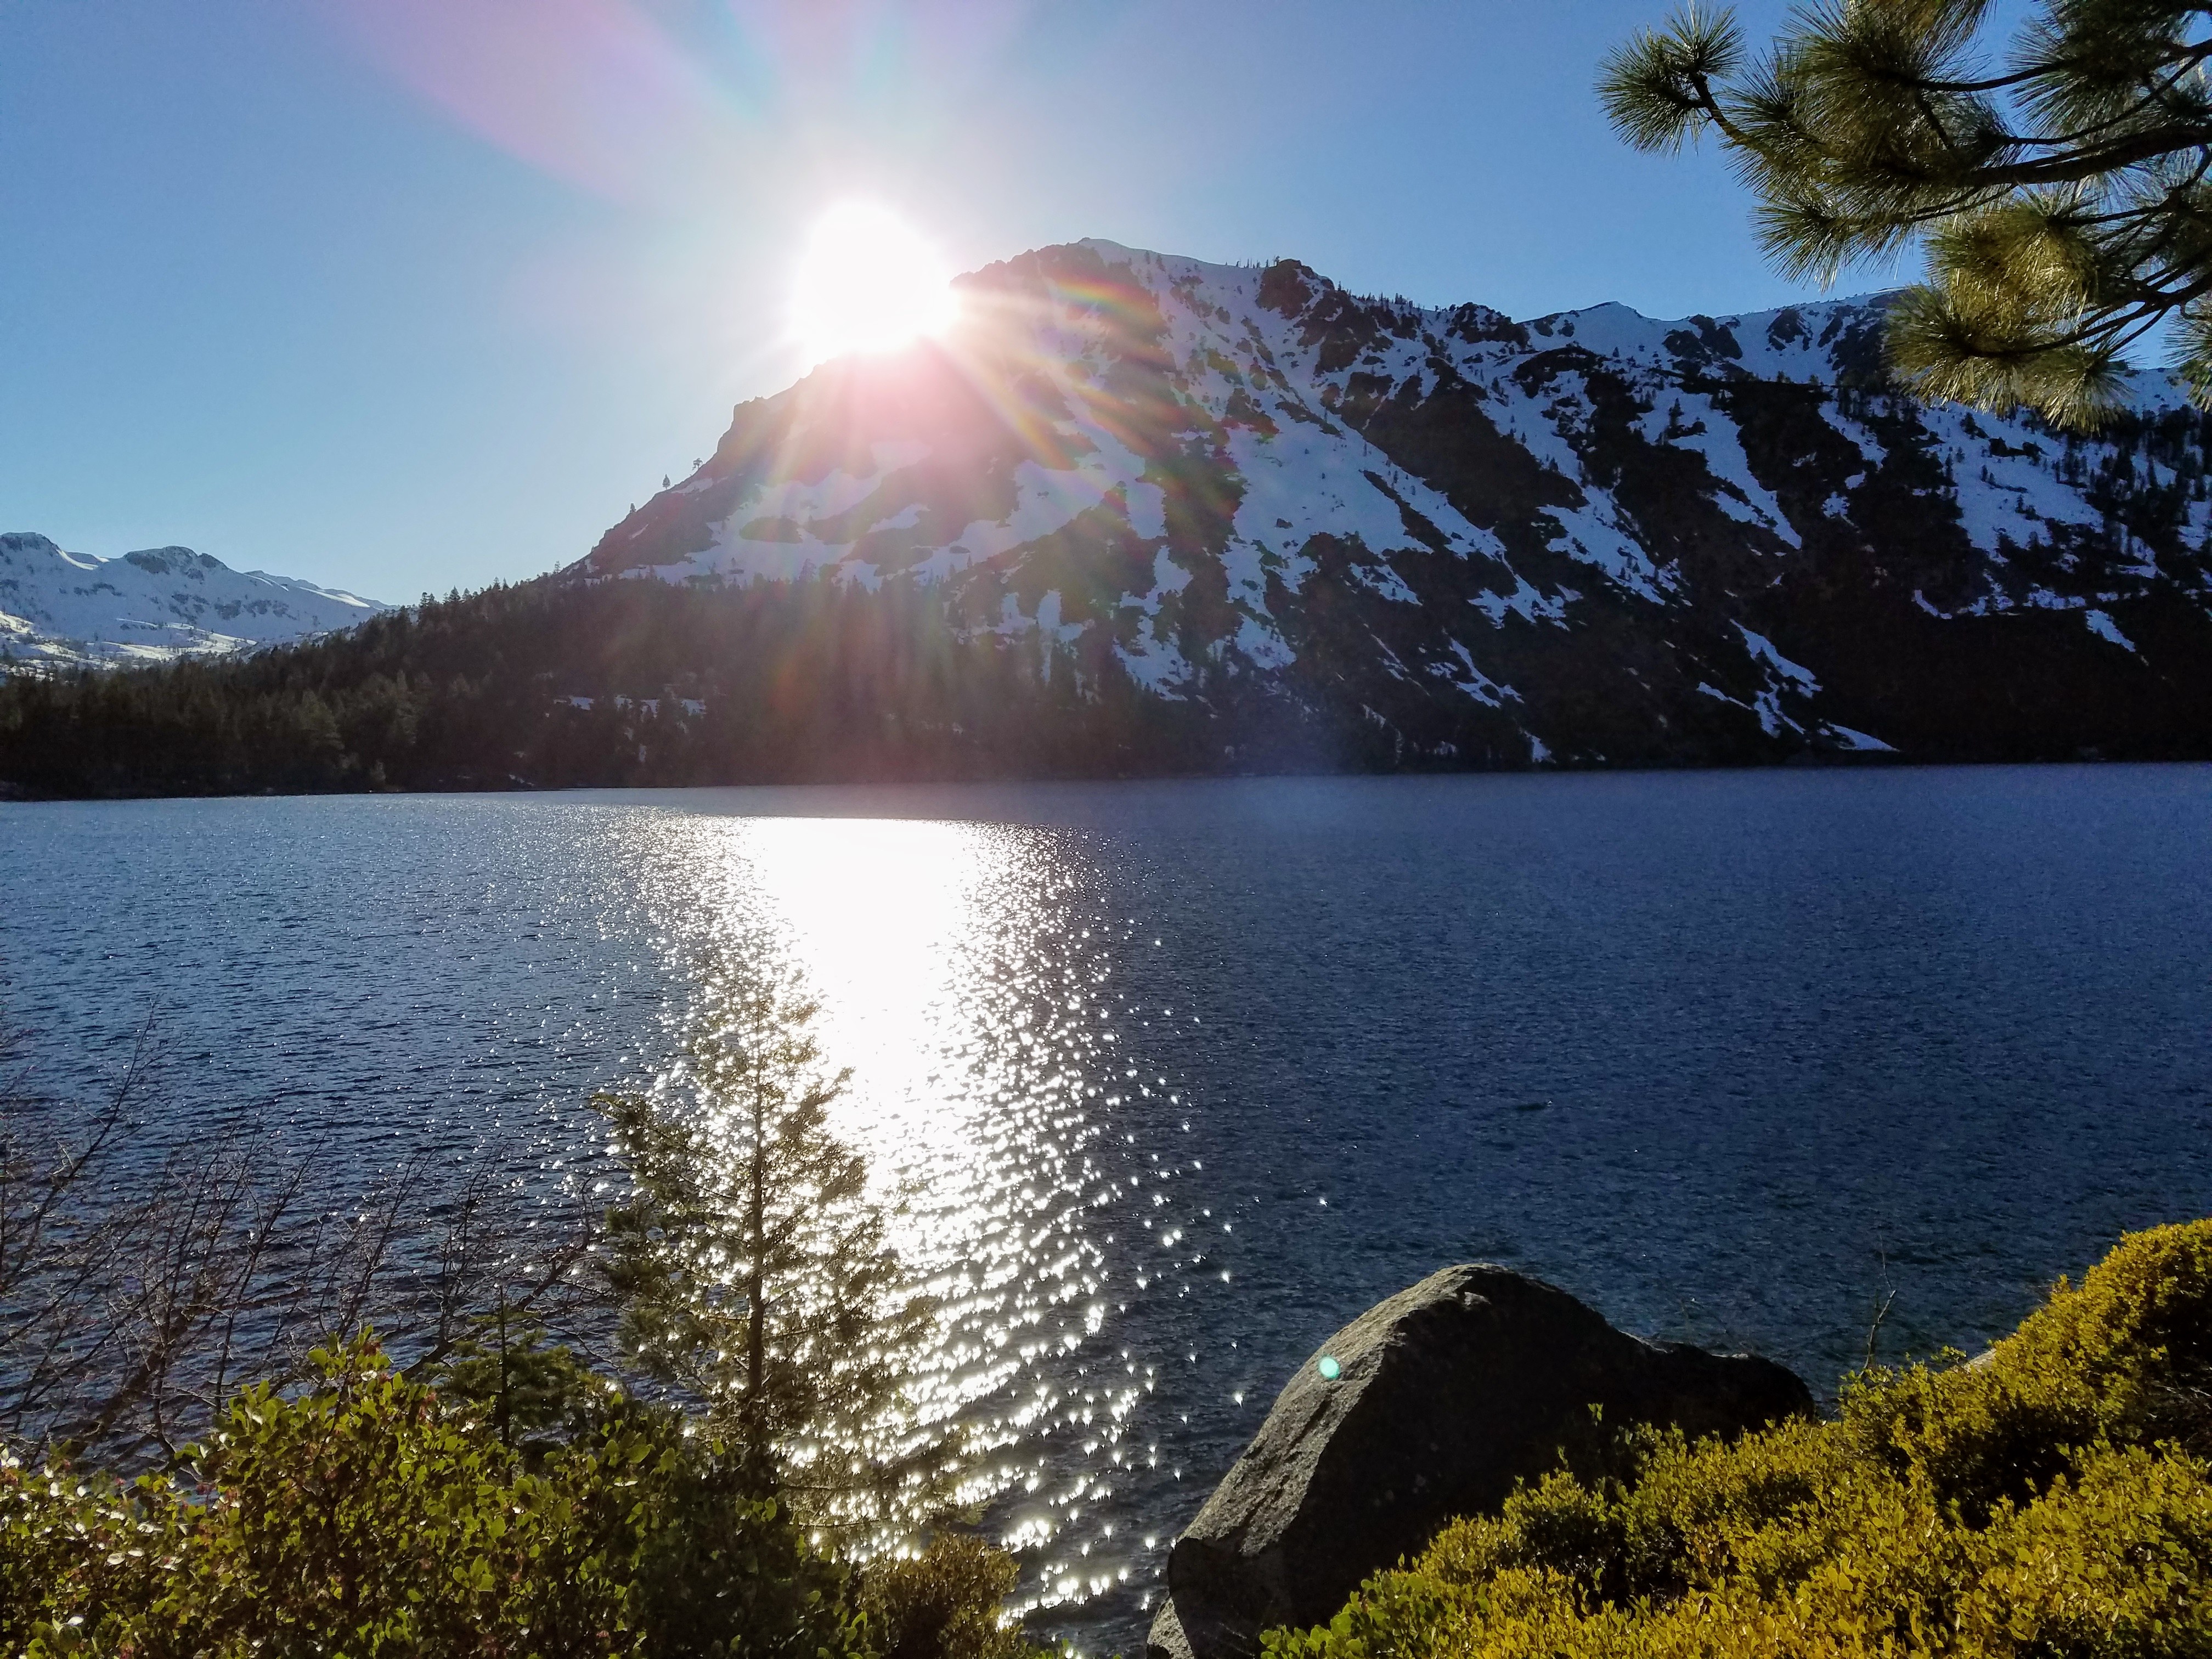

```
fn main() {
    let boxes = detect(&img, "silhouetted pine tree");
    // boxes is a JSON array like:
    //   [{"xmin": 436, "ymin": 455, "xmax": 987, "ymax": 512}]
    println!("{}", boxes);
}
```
[{"xmin": 594, "ymin": 953, "xmax": 943, "ymax": 1537}]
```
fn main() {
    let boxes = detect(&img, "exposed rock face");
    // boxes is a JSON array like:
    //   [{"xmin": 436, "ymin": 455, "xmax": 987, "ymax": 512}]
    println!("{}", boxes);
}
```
[
  {"xmin": 1146, "ymin": 1265, "xmax": 1813, "ymax": 1659},
  {"xmin": 580, "ymin": 239, "xmax": 2212, "ymax": 768}
]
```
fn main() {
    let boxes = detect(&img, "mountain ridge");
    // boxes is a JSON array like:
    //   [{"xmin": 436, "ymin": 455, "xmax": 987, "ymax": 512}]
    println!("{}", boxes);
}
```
[
  {"xmin": 3, "ymin": 239, "xmax": 2206, "ymax": 797},
  {"xmin": 574, "ymin": 238, "xmax": 2211, "ymax": 766},
  {"xmin": 1, "ymin": 532, "xmax": 387, "ymax": 670}
]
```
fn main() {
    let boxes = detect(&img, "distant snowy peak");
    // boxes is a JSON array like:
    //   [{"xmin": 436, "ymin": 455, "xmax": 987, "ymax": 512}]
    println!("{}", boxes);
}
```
[
  {"xmin": 0, "ymin": 533, "xmax": 387, "ymax": 669},
  {"xmin": 579, "ymin": 239, "xmax": 2212, "ymax": 765}
]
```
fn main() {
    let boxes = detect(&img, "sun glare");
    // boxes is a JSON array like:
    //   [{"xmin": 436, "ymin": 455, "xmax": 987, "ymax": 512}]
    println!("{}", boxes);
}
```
[{"xmin": 791, "ymin": 202, "xmax": 960, "ymax": 367}]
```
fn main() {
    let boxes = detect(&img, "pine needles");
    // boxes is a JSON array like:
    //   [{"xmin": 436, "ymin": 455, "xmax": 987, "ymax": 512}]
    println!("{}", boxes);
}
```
[{"xmin": 1601, "ymin": 1, "xmax": 2212, "ymax": 427}]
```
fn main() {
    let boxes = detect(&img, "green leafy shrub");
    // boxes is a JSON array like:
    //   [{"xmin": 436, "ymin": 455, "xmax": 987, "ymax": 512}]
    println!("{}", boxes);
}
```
[
  {"xmin": 862, "ymin": 1534, "xmax": 1048, "ymax": 1659},
  {"xmin": 1, "ymin": 1338, "xmax": 871, "ymax": 1658},
  {"xmin": 1266, "ymin": 1220, "xmax": 2212, "ymax": 1659}
]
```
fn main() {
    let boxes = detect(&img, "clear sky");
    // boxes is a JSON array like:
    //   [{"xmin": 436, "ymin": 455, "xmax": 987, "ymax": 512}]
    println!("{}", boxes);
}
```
[{"xmin": 3, "ymin": 0, "xmax": 1901, "ymax": 602}]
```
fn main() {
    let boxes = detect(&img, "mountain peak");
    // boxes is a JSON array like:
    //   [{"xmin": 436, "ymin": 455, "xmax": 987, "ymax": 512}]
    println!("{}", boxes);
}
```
[
  {"xmin": 574, "ymin": 239, "xmax": 2210, "ymax": 765},
  {"xmin": 1, "ymin": 534, "xmax": 387, "ymax": 670}
]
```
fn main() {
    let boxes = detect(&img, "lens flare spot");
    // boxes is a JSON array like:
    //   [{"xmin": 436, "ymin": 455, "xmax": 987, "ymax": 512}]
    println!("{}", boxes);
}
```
[{"xmin": 791, "ymin": 201, "xmax": 959, "ymax": 366}]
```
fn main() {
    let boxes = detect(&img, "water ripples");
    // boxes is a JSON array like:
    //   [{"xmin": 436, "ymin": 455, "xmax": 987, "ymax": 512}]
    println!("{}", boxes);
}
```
[
  {"xmin": 608, "ymin": 814, "xmax": 1226, "ymax": 1627},
  {"xmin": 7, "ymin": 771, "xmax": 2212, "ymax": 1651}
]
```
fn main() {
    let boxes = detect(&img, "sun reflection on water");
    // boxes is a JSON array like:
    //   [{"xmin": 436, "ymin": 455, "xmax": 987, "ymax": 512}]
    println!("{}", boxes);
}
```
[{"xmin": 624, "ymin": 812, "xmax": 1217, "ymax": 1635}]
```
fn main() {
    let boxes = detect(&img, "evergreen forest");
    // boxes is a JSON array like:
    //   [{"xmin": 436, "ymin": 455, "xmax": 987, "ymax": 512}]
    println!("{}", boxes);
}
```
[{"xmin": 0, "ymin": 577, "xmax": 1369, "ymax": 799}]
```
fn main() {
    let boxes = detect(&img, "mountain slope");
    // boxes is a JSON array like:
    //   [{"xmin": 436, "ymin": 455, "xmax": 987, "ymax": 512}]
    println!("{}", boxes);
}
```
[
  {"xmin": 5, "ymin": 241, "xmax": 2208, "ymax": 798},
  {"xmin": 0, "ymin": 533, "xmax": 386, "ymax": 670},
  {"xmin": 583, "ymin": 239, "xmax": 2212, "ymax": 765}
]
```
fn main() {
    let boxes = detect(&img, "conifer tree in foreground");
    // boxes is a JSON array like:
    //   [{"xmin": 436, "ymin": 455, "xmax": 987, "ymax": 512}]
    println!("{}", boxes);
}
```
[
  {"xmin": 595, "ymin": 949, "xmax": 943, "ymax": 1538},
  {"xmin": 1600, "ymin": 1, "xmax": 2212, "ymax": 426}
]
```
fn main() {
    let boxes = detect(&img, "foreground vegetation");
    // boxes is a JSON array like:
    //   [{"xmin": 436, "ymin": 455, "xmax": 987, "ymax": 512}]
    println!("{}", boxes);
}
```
[
  {"xmin": 14, "ymin": 998, "xmax": 2210, "ymax": 1655},
  {"xmin": 1270, "ymin": 1218, "xmax": 2212, "ymax": 1659},
  {"xmin": 0, "ymin": 973, "xmax": 1040, "ymax": 1659},
  {"xmin": 2, "ymin": 1336, "xmax": 1035, "ymax": 1659}
]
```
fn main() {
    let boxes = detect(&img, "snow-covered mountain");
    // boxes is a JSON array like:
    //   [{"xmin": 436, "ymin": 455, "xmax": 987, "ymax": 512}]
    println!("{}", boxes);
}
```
[
  {"xmin": 582, "ymin": 239, "xmax": 2212, "ymax": 765},
  {"xmin": 0, "ymin": 534, "xmax": 386, "ymax": 670}
]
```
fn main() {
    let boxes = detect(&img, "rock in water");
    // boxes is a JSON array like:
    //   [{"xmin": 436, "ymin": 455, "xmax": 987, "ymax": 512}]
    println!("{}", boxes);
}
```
[{"xmin": 1147, "ymin": 1265, "xmax": 1812, "ymax": 1659}]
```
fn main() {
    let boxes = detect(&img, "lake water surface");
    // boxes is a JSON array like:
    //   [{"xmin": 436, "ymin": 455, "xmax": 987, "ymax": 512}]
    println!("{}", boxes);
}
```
[{"xmin": 5, "ymin": 768, "xmax": 2210, "ymax": 1649}]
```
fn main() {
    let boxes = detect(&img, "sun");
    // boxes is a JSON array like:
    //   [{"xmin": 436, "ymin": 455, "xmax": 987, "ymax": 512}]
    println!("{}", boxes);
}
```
[{"xmin": 790, "ymin": 202, "xmax": 960, "ymax": 367}]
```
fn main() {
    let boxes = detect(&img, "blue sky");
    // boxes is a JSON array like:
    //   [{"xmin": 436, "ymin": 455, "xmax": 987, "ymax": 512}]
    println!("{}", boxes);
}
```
[{"xmin": 3, "ymin": 0, "xmax": 1900, "ymax": 601}]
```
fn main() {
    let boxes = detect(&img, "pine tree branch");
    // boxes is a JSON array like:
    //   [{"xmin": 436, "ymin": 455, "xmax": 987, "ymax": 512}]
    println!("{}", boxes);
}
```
[{"xmin": 1918, "ymin": 35, "xmax": 2212, "ymax": 98}]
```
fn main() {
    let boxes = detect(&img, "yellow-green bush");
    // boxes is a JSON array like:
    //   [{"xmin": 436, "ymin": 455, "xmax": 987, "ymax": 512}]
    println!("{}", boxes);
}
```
[
  {"xmin": 1265, "ymin": 1220, "xmax": 2212, "ymax": 1659},
  {"xmin": 1, "ymin": 1338, "xmax": 1030, "ymax": 1659}
]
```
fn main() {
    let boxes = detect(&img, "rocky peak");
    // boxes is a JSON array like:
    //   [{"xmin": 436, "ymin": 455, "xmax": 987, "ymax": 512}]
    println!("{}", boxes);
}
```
[{"xmin": 573, "ymin": 240, "xmax": 2212, "ymax": 767}]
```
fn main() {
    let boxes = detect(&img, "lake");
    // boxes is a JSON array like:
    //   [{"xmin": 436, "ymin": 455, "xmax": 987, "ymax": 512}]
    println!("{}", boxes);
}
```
[{"xmin": 5, "ymin": 766, "xmax": 2211, "ymax": 1650}]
